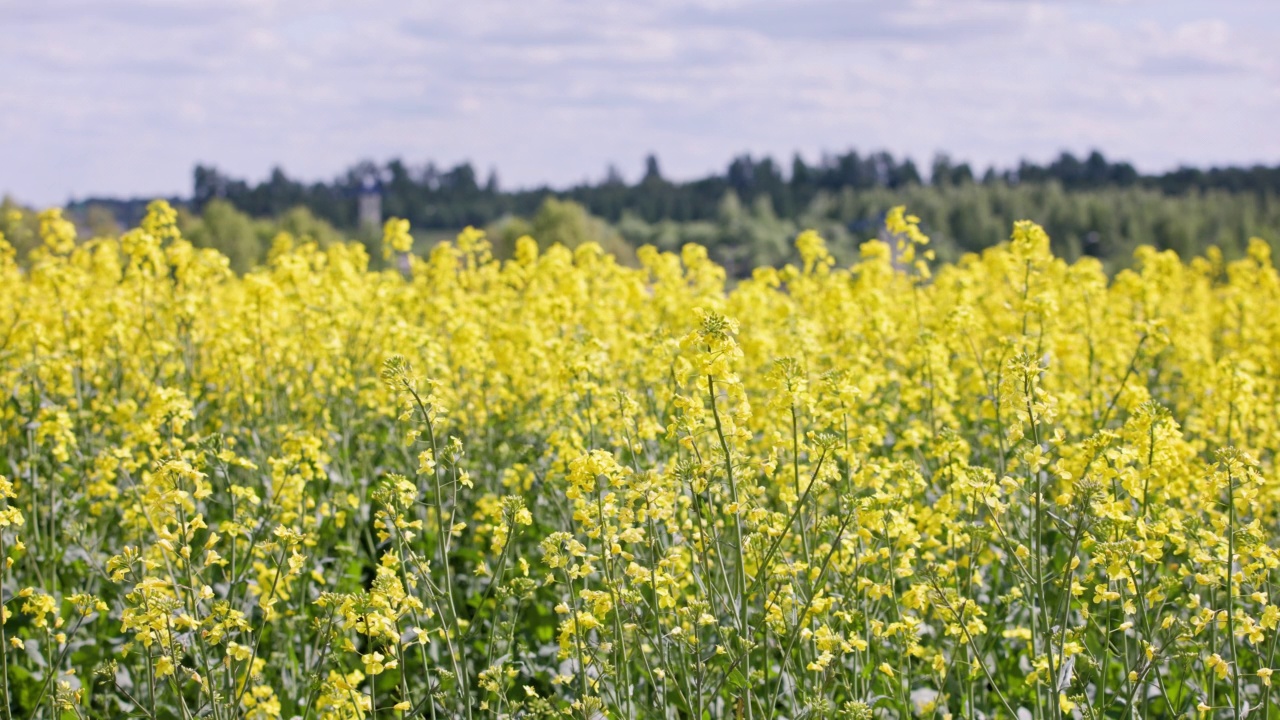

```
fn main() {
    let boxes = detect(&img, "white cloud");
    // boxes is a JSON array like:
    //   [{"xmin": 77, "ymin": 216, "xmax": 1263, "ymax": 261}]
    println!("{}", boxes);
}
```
[{"xmin": 0, "ymin": 0, "xmax": 1277, "ymax": 206}]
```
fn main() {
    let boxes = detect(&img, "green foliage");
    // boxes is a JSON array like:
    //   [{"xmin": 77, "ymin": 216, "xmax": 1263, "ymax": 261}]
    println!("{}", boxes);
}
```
[
  {"xmin": 490, "ymin": 197, "xmax": 635, "ymax": 264},
  {"xmin": 183, "ymin": 199, "xmax": 263, "ymax": 273},
  {"xmin": 182, "ymin": 200, "xmax": 345, "ymax": 273},
  {"xmin": 275, "ymin": 205, "xmax": 344, "ymax": 249},
  {"xmin": 81, "ymin": 205, "xmax": 122, "ymax": 238}
]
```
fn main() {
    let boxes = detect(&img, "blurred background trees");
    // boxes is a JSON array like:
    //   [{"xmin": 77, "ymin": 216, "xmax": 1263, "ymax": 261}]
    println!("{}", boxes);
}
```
[{"xmin": 12, "ymin": 148, "xmax": 1279, "ymax": 275}]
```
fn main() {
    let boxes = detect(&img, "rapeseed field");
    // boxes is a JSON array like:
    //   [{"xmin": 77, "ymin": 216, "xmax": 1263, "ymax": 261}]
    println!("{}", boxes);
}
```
[{"xmin": 1, "ymin": 202, "xmax": 1278, "ymax": 719}]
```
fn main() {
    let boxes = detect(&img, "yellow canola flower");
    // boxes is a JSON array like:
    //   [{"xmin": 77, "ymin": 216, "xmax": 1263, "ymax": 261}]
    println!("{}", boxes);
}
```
[
  {"xmin": 383, "ymin": 217, "xmax": 413, "ymax": 259},
  {"xmin": 38, "ymin": 208, "xmax": 77, "ymax": 254}
]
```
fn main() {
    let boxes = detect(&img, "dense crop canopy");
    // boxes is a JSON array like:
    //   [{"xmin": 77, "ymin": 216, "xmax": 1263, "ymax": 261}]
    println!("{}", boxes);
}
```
[{"xmin": 1, "ymin": 202, "xmax": 1279, "ymax": 719}]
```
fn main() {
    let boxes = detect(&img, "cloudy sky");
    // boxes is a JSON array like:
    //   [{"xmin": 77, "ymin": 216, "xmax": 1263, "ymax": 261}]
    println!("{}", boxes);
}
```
[{"xmin": 2, "ymin": 0, "xmax": 1277, "ymax": 206}]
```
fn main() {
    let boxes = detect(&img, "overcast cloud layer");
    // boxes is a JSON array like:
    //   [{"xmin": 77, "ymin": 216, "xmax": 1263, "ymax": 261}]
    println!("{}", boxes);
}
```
[{"xmin": 2, "ymin": 0, "xmax": 1278, "ymax": 206}]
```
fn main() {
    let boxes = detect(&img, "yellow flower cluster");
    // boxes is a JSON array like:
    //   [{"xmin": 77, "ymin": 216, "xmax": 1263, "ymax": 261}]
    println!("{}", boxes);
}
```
[
  {"xmin": 1, "ymin": 200, "xmax": 1279, "ymax": 719},
  {"xmin": 382, "ymin": 217, "xmax": 413, "ymax": 259}
]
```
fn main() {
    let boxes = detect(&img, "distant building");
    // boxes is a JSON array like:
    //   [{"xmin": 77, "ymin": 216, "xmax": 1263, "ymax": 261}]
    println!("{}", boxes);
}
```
[{"xmin": 357, "ymin": 176, "xmax": 383, "ymax": 230}]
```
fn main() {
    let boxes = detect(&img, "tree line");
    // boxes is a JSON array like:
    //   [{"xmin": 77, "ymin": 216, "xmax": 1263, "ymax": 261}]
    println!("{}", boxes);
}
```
[
  {"xmin": 179, "ymin": 149, "xmax": 1280, "ymax": 230},
  {"xmin": 5, "ymin": 148, "xmax": 1277, "ymax": 275}
]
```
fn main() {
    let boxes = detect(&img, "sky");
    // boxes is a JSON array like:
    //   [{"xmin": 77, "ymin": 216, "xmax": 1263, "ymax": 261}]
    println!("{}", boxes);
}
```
[{"xmin": 1, "ymin": 0, "xmax": 1278, "ymax": 207}]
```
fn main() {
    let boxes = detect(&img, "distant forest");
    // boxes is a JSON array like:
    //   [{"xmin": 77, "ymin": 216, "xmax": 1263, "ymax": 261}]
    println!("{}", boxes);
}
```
[
  {"xmin": 41, "ymin": 148, "xmax": 1280, "ymax": 274},
  {"xmin": 183, "ymin": 150, "xmax": 1280, "ymax": 227}
]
